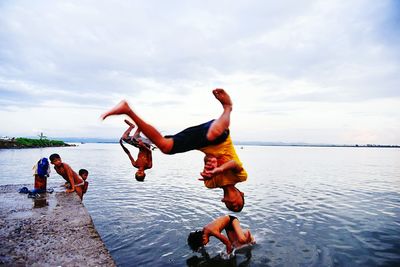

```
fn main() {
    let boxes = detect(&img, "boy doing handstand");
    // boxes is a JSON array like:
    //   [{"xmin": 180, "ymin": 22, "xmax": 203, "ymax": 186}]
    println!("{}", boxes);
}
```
[
  {"xmin": 120, "ymin": 119, "xmax": 153, "ymax": 181},
  {"xmin": 101, "ymin": 89, "xmax": 247, "ymax": 212},
  {"xmin": 187, "ymin": 215, "xmax": 255, "ymax": 254}
]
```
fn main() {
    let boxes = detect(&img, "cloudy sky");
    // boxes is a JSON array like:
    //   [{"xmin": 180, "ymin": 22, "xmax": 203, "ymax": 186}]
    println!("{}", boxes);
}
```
[{"xmin": 1, "ymin": 0, "xmax": 399, "ymax": 144}]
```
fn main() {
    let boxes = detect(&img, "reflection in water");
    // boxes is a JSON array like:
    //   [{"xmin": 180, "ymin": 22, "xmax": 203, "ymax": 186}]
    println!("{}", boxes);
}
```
[
  {"xmin": 33, "ymin": 197, "xmax": 48, "ymax": 208},
  {"xmin": 187, "ymin": 248, "xmax": 252, "ymax": 267}
]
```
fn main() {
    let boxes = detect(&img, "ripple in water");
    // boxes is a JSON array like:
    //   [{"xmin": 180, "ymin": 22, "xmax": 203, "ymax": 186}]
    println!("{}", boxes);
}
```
[{"xmin": 1, "ymin": 144, "xmax": 399, "ymax": 266}]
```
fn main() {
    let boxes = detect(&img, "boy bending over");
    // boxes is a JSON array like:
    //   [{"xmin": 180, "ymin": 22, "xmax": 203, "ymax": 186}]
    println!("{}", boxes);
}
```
[
  {"xmin": 187, "ymin": 215, "xmax": 255, "ymax": 254},
  {"xmin": 49, "ymin": 153, "xmax": 85, "ymax": 200}
]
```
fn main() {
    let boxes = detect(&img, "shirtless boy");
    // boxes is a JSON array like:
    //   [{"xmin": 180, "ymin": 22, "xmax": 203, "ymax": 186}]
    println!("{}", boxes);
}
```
[
  {"xmin": 49, "ymin": 154, "xmax": 85, "ymax": 200},
  {"xmin": 101, "ymin": 89, "xmax": 247, "ymax": 212},
  {"xmin": 187, "ymin": 215, "xmax": 255, "ymax": 254},
  {"xmin": 79, "ymin": 169, "xmax": 89, "ymax": 194},
  {"xmin": 120, "ymin": 119, "xmax": 153, "ymax": 181}
]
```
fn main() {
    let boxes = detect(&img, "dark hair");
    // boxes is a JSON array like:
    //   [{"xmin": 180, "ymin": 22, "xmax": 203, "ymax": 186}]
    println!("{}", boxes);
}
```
[
  {"xmin": 187, "ymin": 230, "xmax": 204, "ymax": 252},
  {"xmin": 79, "ymin": 169, "xmax": 89, "ymax": 176},
  {"xmin": 49, "ymin": 153, "xmax": 61, "ymax": 162},
  {"xmin": 135, "ymin": 172, "xmax": 146, "ymax": 182}
]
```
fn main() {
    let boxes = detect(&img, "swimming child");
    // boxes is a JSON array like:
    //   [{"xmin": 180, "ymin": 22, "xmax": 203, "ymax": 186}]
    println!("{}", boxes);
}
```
[
  {"xmin": 120, "ymin": 119, "xmax": 153, "ymax": 181},
  {"xmin": 49, "ymin": 153, "xmax": 85, "ymax": 200},
  {"xmin": 101, "ymin": 88, "xmax": 247, "ymax": 212},
  {"xmin": 187, "ymin": 215, "xmax": 255, "ymax": 254}
]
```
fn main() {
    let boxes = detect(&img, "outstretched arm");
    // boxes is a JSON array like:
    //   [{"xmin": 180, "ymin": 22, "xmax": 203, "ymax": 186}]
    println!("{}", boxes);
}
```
[{"xmin": 120, "ymin": 139, "xmax": 137, "ymax": 167}]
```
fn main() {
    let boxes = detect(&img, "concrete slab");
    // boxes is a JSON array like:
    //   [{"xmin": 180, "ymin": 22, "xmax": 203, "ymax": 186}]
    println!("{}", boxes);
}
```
[{"xmin": 0, "ymin": 184, "xmax": 115, "ymax": 266}]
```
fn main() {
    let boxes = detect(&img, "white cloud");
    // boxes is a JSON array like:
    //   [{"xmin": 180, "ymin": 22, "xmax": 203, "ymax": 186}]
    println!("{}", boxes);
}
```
[{"xmin": 0, "ymin": 0, "xmax": 399, "ymax": 144}]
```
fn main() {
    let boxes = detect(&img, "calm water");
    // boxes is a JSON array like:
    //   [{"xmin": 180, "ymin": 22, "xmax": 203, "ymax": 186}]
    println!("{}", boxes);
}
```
[{"xmin": 1, "ymin": 144, "xmax": 399, "ymax": 266}]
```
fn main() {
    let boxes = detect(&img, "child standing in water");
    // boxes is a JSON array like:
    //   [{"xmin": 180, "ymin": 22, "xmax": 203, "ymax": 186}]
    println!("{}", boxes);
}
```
[{"xmin": 187, "ymin": 215, "xmax": 255, "ymax": 254}]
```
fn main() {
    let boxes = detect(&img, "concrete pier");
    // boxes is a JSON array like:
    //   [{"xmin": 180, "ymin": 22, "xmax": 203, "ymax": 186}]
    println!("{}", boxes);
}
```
[{"xmin": 0, "ymin": 184, "xmax": 115, "ymax": 266}]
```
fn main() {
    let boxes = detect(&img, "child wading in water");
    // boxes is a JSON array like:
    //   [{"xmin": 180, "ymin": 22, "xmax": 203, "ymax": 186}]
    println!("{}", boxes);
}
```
[
  {"xmin": 187, "ymin": 215, "xmax": 255, "ymax": 254},
  {"xmin": 120, "ymin": 119, "xmax": 153, "ymax": 181},
  {"xmin": 101, "ymin": 89, "xmax": 247, "ymax": 212}
]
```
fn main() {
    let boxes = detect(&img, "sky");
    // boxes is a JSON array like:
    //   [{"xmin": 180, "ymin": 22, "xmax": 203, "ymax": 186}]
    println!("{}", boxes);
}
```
[{"xmin": 0, "ymin": 0, "xmax": 399, "ymax": 145}]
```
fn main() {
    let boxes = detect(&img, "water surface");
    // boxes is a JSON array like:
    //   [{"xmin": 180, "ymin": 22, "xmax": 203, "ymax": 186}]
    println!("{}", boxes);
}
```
[{"xmin": 1, "ymin": 144, "xmax": 399, "ymax": 266}]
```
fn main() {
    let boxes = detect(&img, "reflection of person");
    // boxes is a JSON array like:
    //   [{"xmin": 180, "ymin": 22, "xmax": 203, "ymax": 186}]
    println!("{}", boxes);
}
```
[
  {"xmin": 187, "ymin": 215, "xmax": 255, "ymax": 254},
  {"xmin": 120, "ymin": 119, "xmax": 153, "ymax": 181},
  {"xmin": 49, "ymin": 153, "xmax": 84, "ymax": 200},
  {"xmin": 186, "ymin": 247, "xmax": 252, "ymax": 266},
  {"xmin": 101, "ymin": 89, "xmax": 247, "ymax": 212}
]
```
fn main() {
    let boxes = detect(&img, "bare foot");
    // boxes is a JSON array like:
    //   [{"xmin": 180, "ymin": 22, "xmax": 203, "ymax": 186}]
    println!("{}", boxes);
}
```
[
  {"xmin": 101, "ymin": 100, "xmax": 130, "ymax": 120},
  {"xmin": 124, "ymin": 119, "xmax": 135, "ymax": 127},
  {"xmin": 213, "ymin": 88, "xmax": 233, "ymax": 108}
]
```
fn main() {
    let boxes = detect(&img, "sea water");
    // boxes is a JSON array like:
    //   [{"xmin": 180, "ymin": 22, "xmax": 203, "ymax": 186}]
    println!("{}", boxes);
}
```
[{"xmin": 0, "ymin": 144, "xmax": 399, "ymax": 266}]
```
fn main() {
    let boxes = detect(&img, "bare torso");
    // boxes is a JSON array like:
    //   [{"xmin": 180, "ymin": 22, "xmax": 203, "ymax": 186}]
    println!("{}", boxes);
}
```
[
  {"xmin": 55, "ymin": 163, "xmax": 82, "ymax": 184},
  {"xmin": 133, "ymin": 149, "xmax": 152, "ymax": 169}
]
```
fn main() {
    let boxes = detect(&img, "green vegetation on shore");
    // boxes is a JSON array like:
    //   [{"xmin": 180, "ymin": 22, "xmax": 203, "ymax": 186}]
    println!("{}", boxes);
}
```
[{"xmin": 0, "ymin": 137, "xmax": 73, "ymax": 149}]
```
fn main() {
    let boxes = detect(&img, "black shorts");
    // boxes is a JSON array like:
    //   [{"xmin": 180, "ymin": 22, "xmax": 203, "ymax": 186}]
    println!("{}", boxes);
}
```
[
  {"xmin": 165, "ymin": 120, "xmax": 229, "ymax": 154},
  {"xmin": 225, "ymin": 215, "xmax": 238, "ymax": 232}
]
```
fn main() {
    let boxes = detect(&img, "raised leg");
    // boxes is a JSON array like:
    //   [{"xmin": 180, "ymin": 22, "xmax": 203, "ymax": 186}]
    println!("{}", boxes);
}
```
[
  {"xmin": 207, "ymin": 89, "xmax": 233, "ymax": 141},
  {"xmin": 122, "ymin": 120, "xmax": 135, "ymax": 140},
  {"xmin": 101, "ymin": 100, "xmax": 173, "ymax": 153}
]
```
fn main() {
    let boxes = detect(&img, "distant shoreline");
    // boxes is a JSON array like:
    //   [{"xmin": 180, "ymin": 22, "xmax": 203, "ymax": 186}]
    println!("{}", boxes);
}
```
[
  {"xmin": 235, "ymin": 142, "xmax": 400, "ymax": 148},
  {"xmin": 75, "ymin": 141, "xmax": 400, "ymax": 148},
  {"xmin": 0, "ymin": 138, "xmax": 74, "ymax": 149},
  {"xmin": 2, "ymin": 137, "xmax": 398, "ymax": 149}
]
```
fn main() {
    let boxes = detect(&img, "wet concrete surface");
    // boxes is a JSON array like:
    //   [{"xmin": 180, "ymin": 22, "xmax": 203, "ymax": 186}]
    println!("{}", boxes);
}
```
[{"xmin": 0, "ymin": 184, "xmax": 115, "ymax": 266}]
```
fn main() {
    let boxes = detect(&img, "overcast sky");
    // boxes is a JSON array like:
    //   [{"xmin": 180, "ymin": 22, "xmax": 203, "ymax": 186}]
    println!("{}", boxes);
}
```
[{"xmin": 1, "ymin": 0, "xmax": 399, "ymax": 144}]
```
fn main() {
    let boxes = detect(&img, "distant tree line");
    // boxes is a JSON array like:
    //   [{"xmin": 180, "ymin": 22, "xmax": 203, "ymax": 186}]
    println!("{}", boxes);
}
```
[{"xmin": 0, "ymin": 137, "xmax": 72, "ymax": 149}]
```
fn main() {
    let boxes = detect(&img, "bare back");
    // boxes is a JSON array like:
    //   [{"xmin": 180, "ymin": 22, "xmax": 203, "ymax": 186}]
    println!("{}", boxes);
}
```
[{"xmin": 54, "ymin": 163, "xmax": 82, "ymax": 184}]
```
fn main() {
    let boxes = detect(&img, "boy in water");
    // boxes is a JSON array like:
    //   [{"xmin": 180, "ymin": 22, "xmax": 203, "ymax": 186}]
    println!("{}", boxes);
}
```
[
  {"xmin": 187, "ymin": 215, "xmax": 255, "ymax": 254},
  {"xmin": 120, "ymin": 119, "xmax": 153, "ymax": 181},
  {"xmin": 79, "ymin": 169, "xmax": 89, "ymax": 194},
  {"xmin": 49, "ymin": 154, "xmax": 85, "ymax": 200},
  {"xmin": 101, "ymin": 88, "xmax": 247, "ymax": 212}
]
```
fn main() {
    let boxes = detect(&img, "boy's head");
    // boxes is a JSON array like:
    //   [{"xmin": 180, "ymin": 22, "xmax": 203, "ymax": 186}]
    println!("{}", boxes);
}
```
[
  {"xmin": 187, "ymin": 230, "xmax": 205, "ymax": 252},
  {"xmin": 49, "ymin": 153, "xmax": 62, "ymax": 167},
  {"xmin": 222, "ymin": 187, "xmax": 245, "ymax": 212},
  {"xmin": 135, "ymin": 170, "xmax": 146, "ymax": 182},
  {"xmin": 79, "ymin": 169, "xmax": 89, "ymax": 180},
  {"xmin": 203, "ymin": 155, "xmax": 218, "ymax": 170}
]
